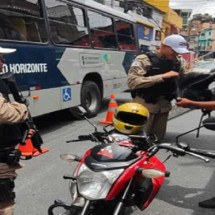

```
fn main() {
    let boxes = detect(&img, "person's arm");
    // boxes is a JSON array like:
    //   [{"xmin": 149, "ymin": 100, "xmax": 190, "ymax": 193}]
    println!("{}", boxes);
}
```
[
  {"xmin": 127, "ymin": 54, "xmax": 179, "ymax": 90},
  {"xmin": 0, "ymin": 96, "xmax": 28, "ymax": 124},
  {"xmin": 176, "ymin": 97, "xmax": 215, "ymax": 110}
]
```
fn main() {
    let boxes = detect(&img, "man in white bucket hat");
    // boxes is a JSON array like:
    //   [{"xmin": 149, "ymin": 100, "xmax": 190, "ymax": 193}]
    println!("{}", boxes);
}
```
[
  {"xmin": 128, "ymin": 34, "xmax": 189, "ymax": 141},
  {"xmin": 0, "ymin": 47, "xmax": 33, "ymax": 215}
]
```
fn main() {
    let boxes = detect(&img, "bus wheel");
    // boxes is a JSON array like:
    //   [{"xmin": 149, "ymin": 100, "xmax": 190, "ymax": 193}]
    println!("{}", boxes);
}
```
[{"xmin": 81, "ymin": 81, "xmax": 102, "ymax": 118}]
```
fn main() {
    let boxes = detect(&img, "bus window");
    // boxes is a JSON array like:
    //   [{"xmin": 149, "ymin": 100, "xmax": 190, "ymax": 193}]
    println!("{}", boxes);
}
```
[
  {"xmin": 0, "ymin": 0, "xmax": 47, "ymax": 43},
  {"xmin": 115, "ymin": 20, "xmax": 136, "ymax": 51},
  {"xmin": 10, "ymin": 17, "xmax": 28, "ymax": 40},
  {"xmin": 45, "ymin": 0, "xmax": 89, "ymax": 47},
  {"xmin": 0, "ymin": 17, "xmax": 24, "ymax": 41},
  {"xmin": 88, "ymin": 10, "xmax": 117, "ymax": 49}
]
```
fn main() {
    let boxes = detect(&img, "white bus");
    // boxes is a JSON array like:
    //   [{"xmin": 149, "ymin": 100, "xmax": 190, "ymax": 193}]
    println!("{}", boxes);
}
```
[{"xmin": 0, "ymin": 0, "xmax": 138, "ymax": 117}]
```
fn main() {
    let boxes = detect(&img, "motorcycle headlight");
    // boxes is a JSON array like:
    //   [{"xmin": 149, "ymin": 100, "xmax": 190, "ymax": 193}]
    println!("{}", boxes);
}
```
[{"xmin": 77, "ymin": 164, "xmax": 124, "ymax": 200}]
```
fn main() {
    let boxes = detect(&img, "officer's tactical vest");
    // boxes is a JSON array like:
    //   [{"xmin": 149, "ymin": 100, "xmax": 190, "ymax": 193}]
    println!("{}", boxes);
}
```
[
  {"xmin": 0, "ymin": 78, "xmax": 23, "ymax": 149},
  {"xmin": 134, "ymin": 52, "xmax": 181, "ymax": 103}
]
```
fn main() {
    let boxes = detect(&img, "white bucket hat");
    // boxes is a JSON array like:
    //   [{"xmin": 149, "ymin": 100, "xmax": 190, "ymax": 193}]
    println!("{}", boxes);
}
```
[
  {"xmin": 163, "ymin": 34, "xmax": 189, "ymax": 54},
  {"xmin": 0, "ymin": 47, "xmax": 16, "ymax": 54}
]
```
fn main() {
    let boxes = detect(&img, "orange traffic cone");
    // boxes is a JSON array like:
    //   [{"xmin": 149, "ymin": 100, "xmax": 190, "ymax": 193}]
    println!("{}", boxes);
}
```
[
  {"xmin": 100, "ymin": 94, "xmax": 118, "ymax": 124},
  {"xmin": 18, "ymin": 139, "xmax": 49, "ymax": 158}
]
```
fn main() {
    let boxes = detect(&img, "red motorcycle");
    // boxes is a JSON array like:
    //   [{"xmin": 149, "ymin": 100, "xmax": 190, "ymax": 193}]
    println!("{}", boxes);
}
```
[{"xmin": 48, "ymin": 106, "xmax": 214, "ymax": 215}]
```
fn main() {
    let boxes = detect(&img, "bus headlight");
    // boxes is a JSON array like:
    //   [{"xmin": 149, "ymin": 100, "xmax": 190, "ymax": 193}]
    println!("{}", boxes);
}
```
[{"xmin": 77, "ymin": 164, "xmax": 123, "ymax": 200}]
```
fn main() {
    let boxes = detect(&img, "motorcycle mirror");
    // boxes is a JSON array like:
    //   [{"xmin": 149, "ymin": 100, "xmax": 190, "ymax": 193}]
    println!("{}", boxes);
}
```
[
  {"xmin": 141, "ymin": 169, "xmax": 165, "ymax": 178},
  {"xmin": 77, "ymin": 106, "xmax": 87, "ymax": 114},
  {"xmin": 202, "ymin": 117, "xmax": 215, "ymax": 131},
  {"xmin": 60, "ymin": 154, "xmax": 81, "ymax": 162},
  {"xmin": 70, "ymin": 105, "xmax": 98, "ymax": 132},
  {"xmin": 70, "ymin": 106, "xmax": 87, "ymax": 118}
]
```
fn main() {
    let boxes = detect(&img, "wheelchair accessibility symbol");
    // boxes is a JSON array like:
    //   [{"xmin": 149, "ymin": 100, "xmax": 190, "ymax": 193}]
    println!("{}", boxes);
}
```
[{"xmin": 62, "ymin": 88, "xmax": 71, "ymax": 102}]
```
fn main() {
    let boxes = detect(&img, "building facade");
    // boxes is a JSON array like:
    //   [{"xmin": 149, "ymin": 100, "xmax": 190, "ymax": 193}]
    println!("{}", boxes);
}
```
[{"xmin": 144, "ymin": 0, "xmax": 183, "ymax": 40}]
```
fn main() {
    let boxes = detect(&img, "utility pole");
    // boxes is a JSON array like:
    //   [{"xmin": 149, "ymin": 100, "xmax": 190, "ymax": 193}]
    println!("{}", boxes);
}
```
[{"xmin": 197, "ymin": 31, "xmax": 200, "ymax": 57}]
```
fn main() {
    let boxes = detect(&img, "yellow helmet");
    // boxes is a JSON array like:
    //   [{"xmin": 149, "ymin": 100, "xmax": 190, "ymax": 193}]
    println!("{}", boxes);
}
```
[{"xmin": 113, "ymin": 102, "xmax": 149, "ymax": 134}]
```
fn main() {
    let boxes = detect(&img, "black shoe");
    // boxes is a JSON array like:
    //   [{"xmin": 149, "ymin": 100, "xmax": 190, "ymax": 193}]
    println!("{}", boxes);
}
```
[{"xmin": 199, "ymin": 197, "xmax": 215, "ymax": 208}]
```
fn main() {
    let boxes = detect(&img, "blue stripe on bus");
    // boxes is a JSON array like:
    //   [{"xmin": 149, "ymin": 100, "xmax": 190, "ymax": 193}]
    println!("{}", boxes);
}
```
[{"xmin": 0, "ymin": 43, "xmax": 69, "ymax": 91}]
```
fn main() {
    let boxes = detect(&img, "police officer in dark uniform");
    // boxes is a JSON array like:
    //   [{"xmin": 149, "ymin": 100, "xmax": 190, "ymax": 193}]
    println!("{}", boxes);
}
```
[
  {"xmin": 127, "ymin": 34, "xmax": 189, "ymax": 141},
  {"xmin": 0, "ymin": 47, "xmax": 31, "ymax": 215}
]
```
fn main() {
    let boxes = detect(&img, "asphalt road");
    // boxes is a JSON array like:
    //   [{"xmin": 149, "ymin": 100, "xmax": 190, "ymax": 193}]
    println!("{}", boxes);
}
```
[{"xmin": 14, "ymin": 99, "xmax": 215, "ymax": 215}]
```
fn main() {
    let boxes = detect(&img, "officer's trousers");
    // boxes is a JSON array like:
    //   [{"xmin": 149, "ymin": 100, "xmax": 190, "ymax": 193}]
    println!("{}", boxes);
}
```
[
  {"xmin": 0, "ymin": 202, "xmax": 14, "ymax": 215},
  {"xmin": 0, "ymin": 163, "xmax": 22, "ymax": 215},
  {"xmin": 133, "ymin": 96, "xmax": 172, "ymax": 141},
  {"xmin": 144, "ymin": 111, "xmax": 169, "ymax": 141}
]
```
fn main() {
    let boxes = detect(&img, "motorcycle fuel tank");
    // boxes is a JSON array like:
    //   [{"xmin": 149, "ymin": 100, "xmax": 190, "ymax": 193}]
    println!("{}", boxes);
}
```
[{"xmin": 90, "ymin": 143, "xmax": 137, "ymax": 162}]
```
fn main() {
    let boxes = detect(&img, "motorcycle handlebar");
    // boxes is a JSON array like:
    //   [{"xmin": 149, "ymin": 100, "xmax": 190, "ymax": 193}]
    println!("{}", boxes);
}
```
[
  {"xmin": 66, "ymin": 132, "xmax": 110, "ymax": 143},
  {"xmin": 186, "ymin": 148, "xmax": 215, "ymax": 159},
  {"xmin": 66, "ymin": 133, "xmax": 211, "ymax": 163},
  {"xmin": 185, "ymin": 151, "xmax": 210, "ymax": 162},
  {"xmin": 78, "ymin": 135, "xmax": 95, "ymax": 141},
  {"xmin": 149, "ymin": 143, "xmax": 210, "ymax": 163},
  {"xmin": 157, "ymin": 143, "xmax": 186, "ymax": 156},
  {"xmin": 66, "ymin": 135, "xmax": 95, "ymax": 143}
]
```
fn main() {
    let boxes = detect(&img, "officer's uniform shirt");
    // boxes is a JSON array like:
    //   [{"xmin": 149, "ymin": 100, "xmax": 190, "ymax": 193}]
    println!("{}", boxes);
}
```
[
  {"xmin": 0, "ymin": 96, "xmax": 28, "ymax": 178},
  {"xmin": 127, "ymin": 54, "xmax": 164, "ymax": 91},
  {"xmin": 0, "ymin": 96, "xmax": 28, "ymax": 124}
]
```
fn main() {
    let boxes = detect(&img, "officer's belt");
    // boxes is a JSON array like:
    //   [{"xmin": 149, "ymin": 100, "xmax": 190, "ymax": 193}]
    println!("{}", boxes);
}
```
[
  {"xmin": 136, "ymin": 93, "xmax": 172, "ymax": 103},
  {"xmin": 0, "ymin": 148, "xmax": 21, "ymax": 164}
]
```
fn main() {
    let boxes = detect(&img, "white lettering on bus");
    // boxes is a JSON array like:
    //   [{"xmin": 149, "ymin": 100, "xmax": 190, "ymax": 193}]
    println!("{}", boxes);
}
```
[
  {"xmin": 2, "ymin": 64, "xmax": 8, "ymax": 73},
  {"xmin": 8, "ymin": 63, "xmax": 48, "ymax": 74}
]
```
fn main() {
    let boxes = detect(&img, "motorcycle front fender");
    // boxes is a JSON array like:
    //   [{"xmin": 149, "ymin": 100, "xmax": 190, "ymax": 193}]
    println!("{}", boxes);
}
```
[{"xmin": 47, "ymin": 199, "xmax": 82, "ymax": 215}]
